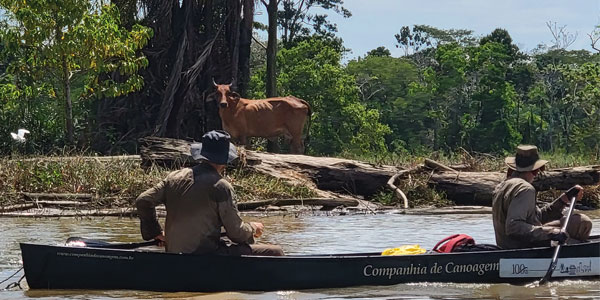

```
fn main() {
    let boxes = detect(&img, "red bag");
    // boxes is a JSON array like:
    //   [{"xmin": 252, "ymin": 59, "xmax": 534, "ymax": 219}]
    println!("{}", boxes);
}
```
[{"xmin": 432, "ymin": 234, "xmax": 475, "ymax": 253}]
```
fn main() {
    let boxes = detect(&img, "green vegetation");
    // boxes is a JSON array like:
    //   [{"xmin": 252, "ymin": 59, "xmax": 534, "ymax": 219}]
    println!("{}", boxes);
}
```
[
  {"xmin": 0, "ymin": 156, "xmax": 317, "ymax": 207},
  {"xmin": 0, "ymin": 1, "xmax": 597, "ymax": 160},
  {"xmin": 249, "ymin": 37, "xmax": 390, "ymax": 155},
  {"xmin": 346, "ymin": 27, "xmax": 600, "ymax": 157},
  {"xmin": 1, "ymin": 152, "xmax": 596, "ymax": 209},
  {"xmin": 0, "ymin": 1, "xmax": 151, "ymax": 150},
  {"xmin": 0, "ymin": 2, "xmax": 597, "ymax": 209}
]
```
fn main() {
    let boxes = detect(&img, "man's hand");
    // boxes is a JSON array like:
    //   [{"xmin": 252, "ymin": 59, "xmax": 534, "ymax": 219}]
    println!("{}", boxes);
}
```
[
  {"xmin": 154, "ymin": 233, "xmax": 166, "ymax": 247},
  {"xmin": 562, "ymin": 185, "xmax": 584, "ymax": 204},
  {"xmin": 250, "ymin": 222, "xmax": 264, "ymax": 238},
  {"xmin": 549, "ymin": 230, "xmax": 569, "ymax": 244}
]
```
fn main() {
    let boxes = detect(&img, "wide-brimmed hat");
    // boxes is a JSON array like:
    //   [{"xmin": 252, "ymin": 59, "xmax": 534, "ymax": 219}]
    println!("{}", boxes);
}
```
[
  {"xmin": 505, "ymin": 145, "xmax": 548, "ymax": 172},
  {"xmin": 190, "ymin": 130, "xmax": 238, "ymax": 165}
]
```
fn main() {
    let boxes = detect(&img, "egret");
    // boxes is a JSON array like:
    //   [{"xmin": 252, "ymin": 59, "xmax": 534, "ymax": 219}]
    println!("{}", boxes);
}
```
[{"xmin": 10, "ymin": 129, "xmax": 30, "ymax": 143}]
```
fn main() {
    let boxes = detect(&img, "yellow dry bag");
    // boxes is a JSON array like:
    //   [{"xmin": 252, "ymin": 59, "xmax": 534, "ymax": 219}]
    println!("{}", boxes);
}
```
[{"xmin": 381, "ymin": 244, "xmax": 426, "ymax": 256}]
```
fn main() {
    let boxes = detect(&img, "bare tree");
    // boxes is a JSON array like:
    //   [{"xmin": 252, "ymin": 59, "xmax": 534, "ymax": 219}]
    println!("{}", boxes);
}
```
[
  {"xmin": 588, "ymin": 26, "xmax": 600, "ymax": 52},
  {"xmin": 546, "ymin": 21, "xmax": 577, "ymax": 50}
]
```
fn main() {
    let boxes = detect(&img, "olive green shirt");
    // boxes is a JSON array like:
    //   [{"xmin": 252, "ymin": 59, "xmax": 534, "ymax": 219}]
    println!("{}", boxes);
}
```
[
  {"xmin": 136, "ymin": 163, "xmax": 255, "ymax": 254},
  {"xmin": 492, "ymin": 176, "xmax": 566, "ymax": 249}
]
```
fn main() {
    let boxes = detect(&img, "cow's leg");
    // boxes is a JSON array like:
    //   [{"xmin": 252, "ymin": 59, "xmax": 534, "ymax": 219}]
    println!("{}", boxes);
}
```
[
  {"xmin": 290, "ymin": 137, "xmax": 304, "ymax": 154},
  {"xmin": 266, "ymin": 137, "xmax": 280, "ymax": 153},
  {"xmin": 238, "ymin": 135, "xmax": 248, "ymax": 150},
  {"xmin": 287, "ymin": 122, "xmax": 305, "ymax": 154},
  {"xmin": 288, "ymin": 129, "xmax": 304, "ymax": 154}
]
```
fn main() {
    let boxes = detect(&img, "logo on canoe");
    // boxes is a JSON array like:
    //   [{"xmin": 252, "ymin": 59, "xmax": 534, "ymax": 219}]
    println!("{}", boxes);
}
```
[
  {"xmin": 363, "ymin": 262, "xmax": 499, "ymax": 279},
  {"xmin": 57, "ymin": 252, "xmax": 134, "ymax": 260},
  {"xmin": 500, "ymin": 258, "xmax": 599, "ymax": 278},
  {"xmin": 560, "ymin": 260, "xmax": 593, "ymax": 276}
]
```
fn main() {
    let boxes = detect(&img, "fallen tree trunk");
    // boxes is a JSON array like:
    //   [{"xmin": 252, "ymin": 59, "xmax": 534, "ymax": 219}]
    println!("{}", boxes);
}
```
[
  {"xmin": 236, "ymin": 198, "xmax": 359, "ymax": 211},
  {"xmin": 30, "ymin": 200, "xmax": 89, "ymax": 207},
  {"xmin": 139, "ymin": 137, "xmax": 400, "ymax": 198},
  {"xmin": 244, "ymin": 151, "xmax": 399, "ymax": 198},
  {"xmin": 0, "ymin": 208, "xmax": 140, "ymax": 218},
  {"xmin": 139, "ymin": 137, "xmax": 599, "ymax": 206},
  {"xmin": 429, "ymin": 166, "xmax": 600, "ymax": 206},
  {"xmin": 139, "ymin": 137, "xmax": 195, "ymax": 168},
  {"xmin": 20, "ymin": 156, "xmax": 141, "ymax": 163},
  {"xmin": 22, "ymin": 192, "xmax": 94, "ymax": 202},
  {"xmin": 0, "ymin": 203, "xmax": 36, "ymax": 212}
]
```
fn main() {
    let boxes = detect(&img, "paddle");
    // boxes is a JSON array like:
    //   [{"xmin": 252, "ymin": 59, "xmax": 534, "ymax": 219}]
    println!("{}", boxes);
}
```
[
  {"xmin": 65, "ymin": 237, "xmax": 160, "ymax": 249},
  {"xmin": 538, "ymin": 189, "xmax": 579, "ymax": 285}
]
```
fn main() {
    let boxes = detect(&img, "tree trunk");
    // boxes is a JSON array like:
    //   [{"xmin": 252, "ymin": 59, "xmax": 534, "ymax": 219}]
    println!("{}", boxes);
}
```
[
  {"xmin": 56, "ymin": 19, "xmax": 74, "ymax": 145},
  {"xmin": 266, "ymin": 0, "xmax": 278, "ymax": 98},
  {"xmin": 93, "ymin": 0, "xmax": 253, "ymax": 152},
  {"xmin": 63, "ymin": 55, "xmax": 73, "ymax": 144},
  {"xmin": 237, "ymin": 0, "xmax": 254, "ymax": 95},
  {"xmin": 139, "ymin": 137, "xmax": 600, "ymax": 205},
  {"xmin": 139, "ymin": 136, "xmax": 399, "ymax": 198},
  {"xmin": 237, "ymin": 198, "xmax": 359, "ymax": 210},
  {"xmin": 429, "ymin": 167, "xmax": 600, "ymax": 205},
  {"xmin": 265, "ymin": 0, "xmax": 279, "ymax": 153}
]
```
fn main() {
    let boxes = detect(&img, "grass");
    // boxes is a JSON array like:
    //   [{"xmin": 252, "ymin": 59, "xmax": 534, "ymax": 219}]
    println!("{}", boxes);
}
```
[
  {"xmin": 340, "ymin": 149, "xmax": 599, "ymax": 170},
  {"xmin": 227, "ymin": 167, "xmax": 317, "ymax": 201},
  {"xmin": 0, "ymin": 155, "xmax": 317, "ymax": 208},
  {"xmin": 0, "ymin": 150, "xmax": 597, "ymax": 209},
  {"xmin": 0, "ymin": 156, "xmax": 167, "ymax": 207}
]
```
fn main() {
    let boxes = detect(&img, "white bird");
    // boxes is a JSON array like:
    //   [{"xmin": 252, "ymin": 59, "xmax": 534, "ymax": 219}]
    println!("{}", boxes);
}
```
[{"xmin": 10, "ymin": 129, "xmax": 30, "ymax": 143}]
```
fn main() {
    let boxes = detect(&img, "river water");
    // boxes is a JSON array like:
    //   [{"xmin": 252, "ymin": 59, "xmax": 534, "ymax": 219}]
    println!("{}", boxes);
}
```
[{"xmin": 1, "ymin": 211, "xmax": 599, "ymax": 299}]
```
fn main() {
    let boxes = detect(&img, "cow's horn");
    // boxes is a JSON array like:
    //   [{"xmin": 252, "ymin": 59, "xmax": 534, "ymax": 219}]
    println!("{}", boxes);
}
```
[{"xmin": 212, "ymin": 78, "xmax": 218, "ymax": 87}]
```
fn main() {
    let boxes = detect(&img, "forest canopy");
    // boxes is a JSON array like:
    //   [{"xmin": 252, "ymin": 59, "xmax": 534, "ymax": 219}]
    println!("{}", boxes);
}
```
[{"xmin": 0, "ymin": 1, "xmax": 598, "ymax": 159}]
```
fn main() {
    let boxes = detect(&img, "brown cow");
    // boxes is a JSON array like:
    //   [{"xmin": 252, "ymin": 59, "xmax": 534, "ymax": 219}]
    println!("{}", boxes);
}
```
[{"xmin": 213, "ymin": 83, "xmax": 311, "ymax": 153}]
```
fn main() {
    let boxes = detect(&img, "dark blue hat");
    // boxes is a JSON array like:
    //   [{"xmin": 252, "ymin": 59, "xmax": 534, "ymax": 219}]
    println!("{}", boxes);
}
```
[{"xmin": 190, "ymin": 130, "xmax": 238, "ymax": 164}]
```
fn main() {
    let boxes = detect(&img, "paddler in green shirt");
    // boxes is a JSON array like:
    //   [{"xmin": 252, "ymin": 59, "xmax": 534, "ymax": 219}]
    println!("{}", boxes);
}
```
[
  {"xmin": 492, "ymin": 145, "xmax": 592, "ymax": 249},
  {"xmin": 136, "ymin": 130, "xmax": 284, "ymax": 256}
]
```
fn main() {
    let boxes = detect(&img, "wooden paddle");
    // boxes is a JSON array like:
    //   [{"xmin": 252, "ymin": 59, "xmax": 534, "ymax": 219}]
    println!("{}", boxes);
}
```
[
  {"xmin": 66, "ymin": 237, "xmax": 160, "ymax": 249},
  {"xmin": 538, "ymin": 190, "xmax": 578, "ymax": 285}
]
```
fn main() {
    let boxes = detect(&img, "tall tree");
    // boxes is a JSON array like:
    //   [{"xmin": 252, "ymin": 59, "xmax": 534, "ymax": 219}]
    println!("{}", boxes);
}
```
[
  {"xmin": 346, "ymin": 54, "xmax": 422, "ymax": 152},
  {"xmin": 366, "ymin": 46, "xmax": 391, "ymax": 57},
  {"xmin": 469, "ymin": 29, "xmax": 522, "ymax": 152},
  {"xmin": 277, "ymin": 0, "xmax": 350, "ymax": 47},
  {"xmin": 94, "ymin": 0, "xmax": 254, "ymax": 153},
  {"xmin": 249, "ymin": 37, "xmax": 390, "ymax": 155},
  {"xmin": 0, "ymin": 1, "xmax": 151, "ymax": 146},
  {"xmin": 263, "ymin": 0, "xmax": 279, "ymax": 98}
]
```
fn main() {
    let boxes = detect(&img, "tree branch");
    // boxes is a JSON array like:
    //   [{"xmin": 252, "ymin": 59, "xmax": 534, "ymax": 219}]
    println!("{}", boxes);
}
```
[{"xmin": 589, "ymin": 32, "xmax": 600, "ymax": 52}]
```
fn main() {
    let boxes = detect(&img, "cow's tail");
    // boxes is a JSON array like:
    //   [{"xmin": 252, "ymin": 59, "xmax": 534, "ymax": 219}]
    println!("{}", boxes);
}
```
[{"xmin": 303, "ymin": 100, "xmax": 312, "ymax": 150}]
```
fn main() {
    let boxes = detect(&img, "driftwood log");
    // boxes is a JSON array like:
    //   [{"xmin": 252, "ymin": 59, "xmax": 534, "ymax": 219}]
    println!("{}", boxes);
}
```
[
  {"xmin": 22, "ymin": 192, "xmax": 94, "ymax": 202},
  {"xmin": 139, "ymin": 137, "xmax": 599, "ymax": 206},
  {"xmin": 139, "ymin": 137, "xmax": 400, "ymax": 198},
  {"xmin": 428, "ymin": 166, "xmax": 600, "ymax": 206},
  {"xmin": 236, "ymin": 198, "xmax": 359, "ymax": 210}
]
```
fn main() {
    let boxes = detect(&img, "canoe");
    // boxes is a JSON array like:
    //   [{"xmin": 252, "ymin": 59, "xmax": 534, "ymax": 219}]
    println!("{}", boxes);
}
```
[{"xmin": 20, "ymin": 238, "xmax": 600, "ymax": 292}]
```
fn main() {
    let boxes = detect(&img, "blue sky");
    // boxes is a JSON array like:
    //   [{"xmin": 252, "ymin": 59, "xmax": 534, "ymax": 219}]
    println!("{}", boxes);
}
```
[{"xmin": 256, "ymin": 0, "xmax": 600, "ymax": 61}]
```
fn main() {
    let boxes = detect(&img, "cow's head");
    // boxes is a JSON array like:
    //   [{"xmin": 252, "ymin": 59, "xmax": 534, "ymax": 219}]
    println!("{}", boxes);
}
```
[{"xmin": 213, "ymin": 79, "xmax": 240, "ymax": 109}]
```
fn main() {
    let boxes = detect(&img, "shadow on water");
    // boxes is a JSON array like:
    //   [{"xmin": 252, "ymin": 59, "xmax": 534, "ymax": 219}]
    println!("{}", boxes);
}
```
[{"xmin": 1, "ymin": 212, "xmax": 599, "ymax": 299}]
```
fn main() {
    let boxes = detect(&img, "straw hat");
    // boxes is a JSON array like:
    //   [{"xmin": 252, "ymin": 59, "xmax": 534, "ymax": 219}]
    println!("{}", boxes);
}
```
[{"xmin": 505, "ymin": 145, "xmax": 548, "ymax": 172}]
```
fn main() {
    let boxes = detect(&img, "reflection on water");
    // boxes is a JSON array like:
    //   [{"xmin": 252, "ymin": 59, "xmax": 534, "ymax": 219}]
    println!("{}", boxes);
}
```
[{"xmin": 1, "ymin": 211, "xmax": 599, "ymax": 299}]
